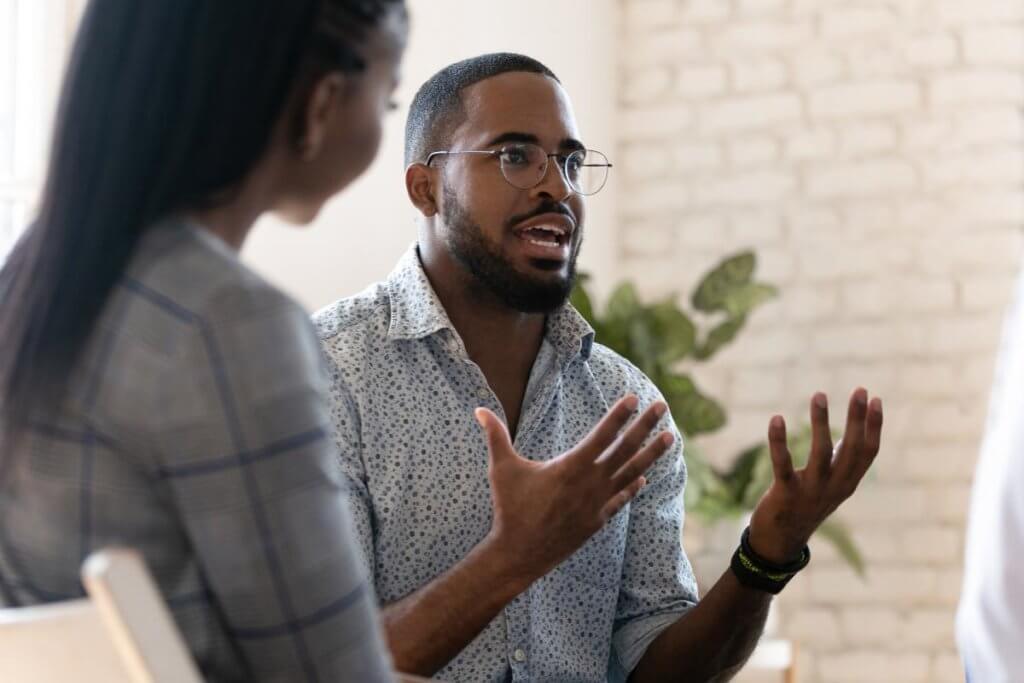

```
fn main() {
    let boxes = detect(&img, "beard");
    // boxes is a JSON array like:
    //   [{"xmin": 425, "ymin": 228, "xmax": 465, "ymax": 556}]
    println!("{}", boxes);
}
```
[{"xmin": 440, "ymin": 185, "xmax": 581, "ymax": 314}]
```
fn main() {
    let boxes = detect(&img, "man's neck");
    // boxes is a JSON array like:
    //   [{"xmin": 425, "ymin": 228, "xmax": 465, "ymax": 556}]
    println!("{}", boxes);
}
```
[{"xmin": 418, "ymin": 244, "xmax": 545, "ymax": 435}]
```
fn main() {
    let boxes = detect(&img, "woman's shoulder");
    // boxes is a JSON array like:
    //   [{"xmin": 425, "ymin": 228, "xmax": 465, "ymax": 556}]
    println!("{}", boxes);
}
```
[{"xmin": 124, "ymin": 219, "xmax": 302, "ymax": 328}]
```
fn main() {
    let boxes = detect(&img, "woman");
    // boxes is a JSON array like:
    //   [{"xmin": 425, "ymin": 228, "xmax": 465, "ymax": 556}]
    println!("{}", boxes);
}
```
[{"xmin": 0, "ymin": 1, "xmax": 407, "ymax": 680}]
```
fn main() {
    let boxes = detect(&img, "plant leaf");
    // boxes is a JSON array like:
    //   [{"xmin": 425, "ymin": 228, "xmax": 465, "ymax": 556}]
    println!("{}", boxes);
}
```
[
  {"xmin": 650, "ymin": 299, "xmax": 697, "ymax": 363},
  {"xmin": 722, "ymin": 283, "xmax": 779, "ymax": 318},
  {"xmin": 606, "ymin": 282, "xmax": 640, "ymax": 324},
  {"xmin": 681, "ymin": 394, "xmax": 727, "ymax": 436},
  {"xmin": 663, "ymin": 373, "xmax": 727, "ymax": 436},
  {"xmin": 816, "ymin": 518, "xmax": 867, "ymax": 578},
  {"xmin": 660, "ymin": 373, "xmax": 696, "ymax": 408},
  {"xmin": 683, "ymin": 448, "xmax": 746, "ymax": 521},
  {"xmin": 627, "ymin": 315, "xmax": 659, "ymax": 377},
  {"xmin": 722, "ymin": 443, "xmax": 765, "ymax": 503},
  {"xmin": 787, "ymin": 424, "xmax": 814, "ymax": 469},
  {"xmin": 691, "ymin": 251, "xmax": 756, "ymax": 313},
  {"xmin": 689, "ymin": 495, "xmax": 747, "ymax": 522},
  {"xmin": 599, "ymin": 323, "xmax": 630, "ymax": 358},
  {"xmin": 695, "ymin": 315, "xmax": 747, "ymax": 360},
  {"xmin": 569, "ymin": 274, "xmax": 597, "ymax": 325},
  {"xmin": 741, "ymin": 448, "xmax": 775, "ymax": 509}
]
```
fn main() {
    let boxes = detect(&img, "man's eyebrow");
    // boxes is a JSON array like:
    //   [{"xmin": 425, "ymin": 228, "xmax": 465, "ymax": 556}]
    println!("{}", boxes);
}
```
[
  {"xmin": 484, "ymin": 131, "xmax": 540, "ymax": 147},
  {"xmin": 560, "ymin": 137, "xmax": 586, "ymax": 153},
  {"xmin": 484, "ymin": 131, "xmax": 587, "ymax": 153}
]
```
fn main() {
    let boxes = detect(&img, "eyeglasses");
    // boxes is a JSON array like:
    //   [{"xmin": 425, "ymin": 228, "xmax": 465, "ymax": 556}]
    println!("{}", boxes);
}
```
[{"xmin": 425, "ymin": 142, "xmax": 613, "ymax": 196}]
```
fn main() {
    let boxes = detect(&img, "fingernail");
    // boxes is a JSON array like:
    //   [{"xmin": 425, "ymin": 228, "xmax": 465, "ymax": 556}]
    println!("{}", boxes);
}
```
[
  {"xmin": 661, "ymin": 432, "xmax": 674, "ymax": 446},
  {"xmin": 639, "ymin": 476, "xmax": 647, "ymax": 488},
  {"xmin": 770, "ymin": 415, "xmax": 784, "ymax": 430},
  {"xmin": 624, "ymin": 395, "xmax": 639, "ymax": 411},
  {"xmin": 857, "ymin": 391, "xmax": 868, "ymax": 406},
  {"xmin": 653, "ymin": 402, "xmax": 667, "ymax": 418},
  {"xmin": 814, "ymin": 394, "xmax": 827, "ymax": 409}
]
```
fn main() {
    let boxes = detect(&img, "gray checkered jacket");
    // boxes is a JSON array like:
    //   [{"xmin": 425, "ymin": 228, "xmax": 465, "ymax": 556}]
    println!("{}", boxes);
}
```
[{"xmin": 0, "ymin": 219, "xmax": 393, "ymax": 682}]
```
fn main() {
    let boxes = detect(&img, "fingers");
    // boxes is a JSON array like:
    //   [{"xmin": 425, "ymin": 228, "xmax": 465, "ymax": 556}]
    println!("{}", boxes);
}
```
[
  {"xmin": 600, "ymin": 476, "xmax": 646, "ymax": 523},
  {"xmin": 865, "ymin": 397, "xmax": 883, "ymax": 458},
  {"xmin": 831, "ymin": 387, "xmax": 868, "ymax": 475},
  {"xmin": 610, "ymin": 431, "xmax": 674, "ymax": 490},
  {"xmin": 596, "ymin": 401, "xmax": 669, "ymax": 472},
  {"xmin": 475, "ymin": 407, "xmax": 514, "ymax": 466},
  {"xmin": 571, "ymin": 395, "xmax": 640, "ymax": 462},
  {"xmin": 806, "ymin": 392, "xmax": 834, "ymax": 481},
  {"xmin": 768, "ymin": 415, "xmax": 796, "ymax": 485},
  {"xmin": 844, "ymin": 395, "xmax": 883, "ymax": 481}
]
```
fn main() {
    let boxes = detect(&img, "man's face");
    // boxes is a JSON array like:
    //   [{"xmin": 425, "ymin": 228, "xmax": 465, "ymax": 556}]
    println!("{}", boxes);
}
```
[{"xmin": 432, "ymin": 72, "xmax": 587, "ymax": 313}]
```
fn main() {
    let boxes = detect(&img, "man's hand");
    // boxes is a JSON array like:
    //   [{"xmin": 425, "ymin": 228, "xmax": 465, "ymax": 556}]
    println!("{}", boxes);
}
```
[
  {"xmin": 630, "ymin": 387, "xmax": 882, "ymax": 682},
  {"xmin": 475, "ymin": 394, "xmax": 674, "ymax": 584},
  {"xmin": 749, "ymin": 387, "xmax": 884, "ymax": 564},
  {"xmin": 381, "ymin": 395, "xmax": 674, "ymax": 676}
]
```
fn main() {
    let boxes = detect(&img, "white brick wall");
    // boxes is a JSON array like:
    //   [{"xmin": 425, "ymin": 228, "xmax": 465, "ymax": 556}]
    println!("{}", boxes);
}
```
[{"xmin": 616, "ymin": 0, "xmax": 1024, "ymax": 680}]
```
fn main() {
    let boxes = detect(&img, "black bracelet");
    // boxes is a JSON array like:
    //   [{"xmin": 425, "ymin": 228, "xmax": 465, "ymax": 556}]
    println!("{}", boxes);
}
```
[{"xmin": 729, "ymin": 526, "xmax": 811, "ymax": 594}]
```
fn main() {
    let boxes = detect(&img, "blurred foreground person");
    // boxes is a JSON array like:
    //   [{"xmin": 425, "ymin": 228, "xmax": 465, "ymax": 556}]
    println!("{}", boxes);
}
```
[
  {"xmin": 0, "ymin": 1, "xmax": 407, "ymax": 680},
  {"xmin": 958, "ymin": 267, "xmax": 1024, "ymax": 682}
]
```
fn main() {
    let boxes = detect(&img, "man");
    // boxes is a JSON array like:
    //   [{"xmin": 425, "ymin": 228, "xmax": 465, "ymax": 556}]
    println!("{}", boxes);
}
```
[
  {"xmin": 314, "ymin": 53, "xmax": 884, "ymax": 682},
  {"xmin": 957, "ymin": 267, "xmax": 1024, "ymax": 681}
]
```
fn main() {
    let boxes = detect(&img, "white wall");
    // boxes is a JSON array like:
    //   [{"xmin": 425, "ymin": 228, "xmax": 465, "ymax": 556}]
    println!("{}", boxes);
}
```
[
  {"xmin": 0, "ymin": 0, "xmax": 82, "ymax": 258},
  {"xmin": 616, "ymin": 1, "xmax": 1024, "ymax": 681},
  {"xmin": 243, "ymin": 0, "xmax": 620, "ymax": 312}
]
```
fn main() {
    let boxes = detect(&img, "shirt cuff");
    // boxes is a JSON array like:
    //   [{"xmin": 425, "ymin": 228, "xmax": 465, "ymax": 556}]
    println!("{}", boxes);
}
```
[{"xmin": 610, "ymin": 606, "xmax": 694, "ymax": 679}]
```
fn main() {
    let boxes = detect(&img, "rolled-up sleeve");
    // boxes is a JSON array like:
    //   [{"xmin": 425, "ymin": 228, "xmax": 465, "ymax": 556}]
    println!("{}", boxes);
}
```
[{"xmin": 610, "ymin": 380, "xmax": 699, "ymax": 678}]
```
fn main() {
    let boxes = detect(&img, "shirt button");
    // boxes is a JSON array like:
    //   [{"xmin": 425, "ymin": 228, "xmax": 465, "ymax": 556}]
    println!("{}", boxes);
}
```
[
  {"xmin": 476, "ymin": 387, "xmax": 490, "ymax": 400},
  {"xmin": 513, "ymin": 648, "xmax": 527, "ymax": 663}
]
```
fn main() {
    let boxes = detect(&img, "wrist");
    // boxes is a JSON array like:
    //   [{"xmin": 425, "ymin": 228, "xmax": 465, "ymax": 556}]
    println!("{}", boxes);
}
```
[
  {"xmin": 747, "ymin": 523, "xmax": 806, "ymax": 566},
  {"xmin": 730, "ymin": 526, "xmax": 810, "ymax": 595},
  {"xmin": 476, "ymin": 531, "xmax": 538, "ymax": 597}
]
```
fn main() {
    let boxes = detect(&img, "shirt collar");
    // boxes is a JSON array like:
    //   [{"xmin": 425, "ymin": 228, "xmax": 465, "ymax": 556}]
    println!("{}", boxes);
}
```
[
  {"xmin": 385, "ymin": 245, "xmax": 454, "ymax": 341},
  {"xmin": 385, "ymin": 244, "xmax": 596, "ymax": 362}
]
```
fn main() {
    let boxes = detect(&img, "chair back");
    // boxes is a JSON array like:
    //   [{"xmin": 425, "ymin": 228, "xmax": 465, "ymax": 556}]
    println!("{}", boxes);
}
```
[{"xmin": 0, "ymin": 548, "xmax": 203, "ymax": 683}]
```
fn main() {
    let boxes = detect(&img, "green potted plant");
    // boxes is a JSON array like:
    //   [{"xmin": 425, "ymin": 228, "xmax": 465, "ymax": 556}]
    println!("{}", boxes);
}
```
[{"xmin": 571, "ymin": 251, "xmax": 865, "ymax": 576}]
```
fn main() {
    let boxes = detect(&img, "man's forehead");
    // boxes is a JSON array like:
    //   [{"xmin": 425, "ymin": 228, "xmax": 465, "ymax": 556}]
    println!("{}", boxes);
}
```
[{"xmin": 454, "ymin": 71, "xmax": 581, "ymax": 147}]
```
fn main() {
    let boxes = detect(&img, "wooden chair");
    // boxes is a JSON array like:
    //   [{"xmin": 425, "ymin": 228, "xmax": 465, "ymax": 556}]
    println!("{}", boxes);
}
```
[{"xmin": 0, "ymin": 548, "xmax": 203, "ymax": 683}]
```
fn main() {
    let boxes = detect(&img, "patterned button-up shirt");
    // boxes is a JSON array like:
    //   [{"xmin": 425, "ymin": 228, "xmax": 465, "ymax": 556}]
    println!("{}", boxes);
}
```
[{"xmin": 313, "ymin": 246, "xmax": 698, "ymax": 683}]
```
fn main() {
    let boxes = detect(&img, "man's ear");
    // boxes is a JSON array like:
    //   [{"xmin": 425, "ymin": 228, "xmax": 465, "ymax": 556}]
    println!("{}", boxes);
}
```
[
  {"xmin": 406, "ymin": 163, "xmax": 439, "ymax": 217},
  {"xmin": 297, "ymin": 72, "xmax": 347, "ymax": 160}
]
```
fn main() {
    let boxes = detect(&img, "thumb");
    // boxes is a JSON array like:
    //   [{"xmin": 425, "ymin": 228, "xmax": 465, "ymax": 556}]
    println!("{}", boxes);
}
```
[{"xmin": 475, "ymin": 407, "xmax": 514, "ymax": 465}]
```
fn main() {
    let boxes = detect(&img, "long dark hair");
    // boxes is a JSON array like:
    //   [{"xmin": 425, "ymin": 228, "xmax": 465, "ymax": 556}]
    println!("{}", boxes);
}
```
[{"xmin": 0, "ymin": 0, "xmax": 403, "ymax": 439}]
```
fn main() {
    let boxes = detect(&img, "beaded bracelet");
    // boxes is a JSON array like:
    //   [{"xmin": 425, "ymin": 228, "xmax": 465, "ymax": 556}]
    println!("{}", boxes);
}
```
[{"xmin": 729, "ymin": 526, "xmax": 811, "ymax": 594}]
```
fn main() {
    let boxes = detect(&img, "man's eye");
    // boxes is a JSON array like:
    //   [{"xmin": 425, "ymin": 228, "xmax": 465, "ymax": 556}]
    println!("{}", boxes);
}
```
[{"xmin": 501, "ymin": 147, "xmax": 530, "ymax": 165}]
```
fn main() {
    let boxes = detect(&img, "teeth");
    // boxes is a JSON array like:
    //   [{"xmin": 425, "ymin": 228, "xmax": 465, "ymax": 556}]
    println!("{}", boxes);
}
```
[{"xmin": 518, "ymin": 224, "xmax": 568, "ymax": 248}]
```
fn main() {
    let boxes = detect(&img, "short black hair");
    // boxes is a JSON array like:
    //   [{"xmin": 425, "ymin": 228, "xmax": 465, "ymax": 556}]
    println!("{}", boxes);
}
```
[{"xmin": 404, "ymin": 52, "xmax": 560, "ymax": 166}]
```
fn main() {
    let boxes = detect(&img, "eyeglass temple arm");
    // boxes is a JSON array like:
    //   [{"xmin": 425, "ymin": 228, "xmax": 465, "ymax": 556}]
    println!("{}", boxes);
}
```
[{"xmin": 424, "ymin": 150, "xmax": 497, "ymax": 166}]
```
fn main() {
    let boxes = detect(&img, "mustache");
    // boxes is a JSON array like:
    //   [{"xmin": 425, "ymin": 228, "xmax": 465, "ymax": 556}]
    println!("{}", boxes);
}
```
[{"xmin": 505, "ymin": 201, "xmax": 576, "ymax": 229}]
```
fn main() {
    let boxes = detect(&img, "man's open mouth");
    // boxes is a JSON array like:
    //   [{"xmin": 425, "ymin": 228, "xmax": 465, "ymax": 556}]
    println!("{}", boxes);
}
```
[{"xmin": 516, "ymin": 223, "xmax": 570, "ymax": 248}]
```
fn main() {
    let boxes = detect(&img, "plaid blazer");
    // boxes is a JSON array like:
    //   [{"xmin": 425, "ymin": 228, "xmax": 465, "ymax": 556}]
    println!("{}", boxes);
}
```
[{"xmin": 0, "ymin": 219, "xmax": 393, "ymax": 682}]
